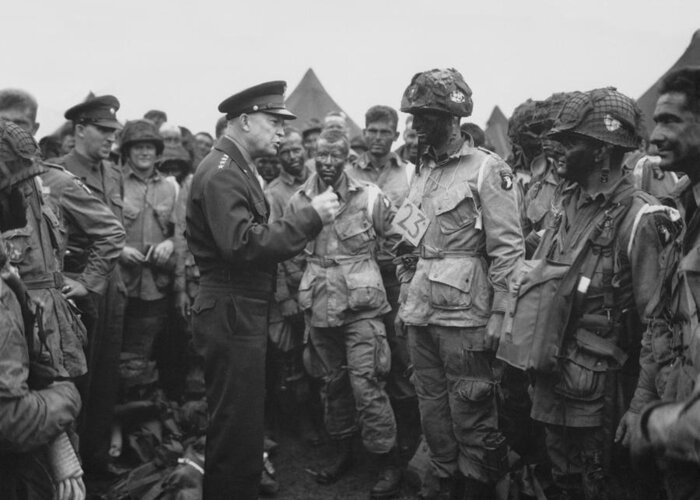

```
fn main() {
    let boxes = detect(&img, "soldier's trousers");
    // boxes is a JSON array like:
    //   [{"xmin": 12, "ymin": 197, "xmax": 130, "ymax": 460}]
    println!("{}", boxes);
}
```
[
  {"xmin": 122, "ymin": 297, "xmax": 169, "ymax": 358},
  {"xmin": 192, "ymin": 285, "xmax": 270, "ymax": 500},
  {"xmin": 78, "ymin": 272, "xmax": 126, "ymax": 469},
  {"xmin": 544, "ymin": 425, "xmax": 643, "ymax": 500},
  {"xmin": 408, "ymin": 325, "xmax": 507, "ymax": 483},
  {"xmin": 660, "ymin": 459, "xmax": 700, "ymax": 500},
  {"xmin": 381, "ymin": 267, "xmax": 416, "ymax": 401},
  {"xmin": 309, "ymin": 318, "xmax": 397, "ymax": 454},
  {"xmin": 0, "ymin": 451, "xmax": 54, "ymax": 500}
]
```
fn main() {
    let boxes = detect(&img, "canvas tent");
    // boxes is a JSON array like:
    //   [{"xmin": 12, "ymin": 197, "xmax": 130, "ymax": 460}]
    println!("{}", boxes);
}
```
[
  {"xmin": 638, "ymin": 29, "xmax": 700, "ymax": 136},
  {"xmin": 484, "ymin": 106, "xmax": 511, "ymax": 160},
  {"xmin": 285, "ymin": 68, "xmax": 363, "ymax": 139}
]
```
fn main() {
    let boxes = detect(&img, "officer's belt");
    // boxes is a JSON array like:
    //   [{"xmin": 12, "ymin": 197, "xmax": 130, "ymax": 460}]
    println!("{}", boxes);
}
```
[
  {"xmin": 418, "ymin": 246, "xmax": 481, "ymax": 259},
  {"xmin": 306, "ymin": 254, "xmax": 370, "ymax": 268},
  {"xmin": 199, "ymin": 267, "xmax": 274, "ymax": 296},
  {"xmin": 22, "ymin": 271, "xmax": 65, "ymax": 290}
]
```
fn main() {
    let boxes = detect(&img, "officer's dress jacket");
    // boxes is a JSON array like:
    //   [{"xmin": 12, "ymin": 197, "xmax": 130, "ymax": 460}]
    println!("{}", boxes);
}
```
[
  {"xmin": 186, "ymin": 135, "xmax": 322, "ymax": 295},
  {"xmin": 265, "ymin": 167, "xmax": 311, "ymax": 308},
  {"xmin": 41, "ymin": 163, "xmax": 125, "ymax": 296}
]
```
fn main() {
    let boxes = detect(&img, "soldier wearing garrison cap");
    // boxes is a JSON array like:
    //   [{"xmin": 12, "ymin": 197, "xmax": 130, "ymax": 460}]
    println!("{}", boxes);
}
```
[
  {"xmin": 396, "ymin": 68, "xmax": 524, "ymax": 499},
  {"xmin": 53, "ymin": 93, "xmax": 128, "ymax": 472},
  {"xmin": 186, "ymin": 80, "xmax": 339, "ymax": 500}
]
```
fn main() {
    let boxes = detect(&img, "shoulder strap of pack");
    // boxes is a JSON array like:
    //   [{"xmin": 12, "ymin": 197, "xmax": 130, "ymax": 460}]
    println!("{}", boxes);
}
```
[
  {"xmin": 627, "ymin": 203, "xmax": 681, "ymax": 260},
  {"xmin": 476, "ymin": 155, "xmax": 490, "ymax": 195},
  {"xmin": 472, "ymin": 155, "xmax": 492, "ymax": 230}
]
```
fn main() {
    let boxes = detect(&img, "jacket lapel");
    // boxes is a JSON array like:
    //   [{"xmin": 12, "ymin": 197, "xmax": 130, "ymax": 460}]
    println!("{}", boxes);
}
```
[{"xmin": 217, "ymin": 137, "xmax": 269, "ymax": 219}]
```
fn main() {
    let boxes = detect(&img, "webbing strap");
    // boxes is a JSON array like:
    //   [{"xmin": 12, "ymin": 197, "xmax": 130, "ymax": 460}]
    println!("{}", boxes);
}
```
[
  {"xmin": 575, "ymin": 329, "xmax": 628, "ymax": 367},
  {"xmin": 473, "ymin": 156, "xmax": 491, "ymax": 230},
  {"xmin": 366, "ymin": 183, "xmax": 380, "ymax": 221}
]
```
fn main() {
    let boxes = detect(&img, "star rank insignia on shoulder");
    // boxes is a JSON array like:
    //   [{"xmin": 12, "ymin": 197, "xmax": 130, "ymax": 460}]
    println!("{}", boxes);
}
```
[
  {"xmin": 499, "ymin": 170, "xmax": 514, "ymax": 191},
  {"xmin": 218, "ymin": 154, "xmax": 230, "ymax": 169}
]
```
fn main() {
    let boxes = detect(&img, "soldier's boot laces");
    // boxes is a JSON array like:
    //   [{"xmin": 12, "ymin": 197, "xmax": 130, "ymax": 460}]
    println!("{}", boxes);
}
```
[
  {"xmin": 370, "ymin": 448, "xmax": 402, "ymax": 499},
  {"xmin": 316, "ymin": 437, "xmax": 354, "ymax": 485}
]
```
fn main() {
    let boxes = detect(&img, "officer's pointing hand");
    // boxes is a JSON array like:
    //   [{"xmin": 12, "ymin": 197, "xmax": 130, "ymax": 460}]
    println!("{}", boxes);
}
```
[{"xmin": 311, "ymin": 186, "xmax": 340, "ymax": 224}]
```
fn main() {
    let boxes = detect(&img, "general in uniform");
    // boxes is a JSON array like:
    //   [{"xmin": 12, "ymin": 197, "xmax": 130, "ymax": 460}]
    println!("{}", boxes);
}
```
[{"xmin": 186, "ymin": 81, "xmax": 338, "ymax": 500}]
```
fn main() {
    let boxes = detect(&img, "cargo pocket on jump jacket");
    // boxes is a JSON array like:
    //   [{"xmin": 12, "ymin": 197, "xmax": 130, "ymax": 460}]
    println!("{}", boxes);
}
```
[
  {"xmin": 428, "ymin": 259, "xmax": 474, "ymax": 310},
  {"xmin": 346, "ymin": 271, "xmax": 385, "ymax": 311},
  {"xmin": 335, "ymin": 212, "xmax": 375, "ymax": 254},
  {"xmin": 297, "ymin": 272, "xmax": 315, "ymax": 311},
  {"xmin": 434, "ymin": 182, "xmax": 477, "ymax": 234},
  {"xmin": 2, "ymin": 225, "xmax": 33, "ymax": 265},
  {"xmin": 554, "ymin": 340, "xmax": 608, "ymax": 401}
]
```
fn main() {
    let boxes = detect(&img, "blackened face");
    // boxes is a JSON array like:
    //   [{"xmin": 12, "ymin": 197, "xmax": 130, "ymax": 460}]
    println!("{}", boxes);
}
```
[
  {"xmin": 278, "ymin": 133, "xmax": 305, "ymax": 176},
  {"xmin": 314, "ymin": 139, "xmax": 347, "ymax": 187},
  {"xmin": 411, "ymin": 111, "xmax": 452, "ymax": 148},
  {"xmin": 403, "ymin": 127, "xmax": 419, "ymax": 160},
  {"xmin": 542, "ymin": 138, "xmax": 566, "ymax": 173},
  {"xmin": 255, "ymin": 157, "xmax": 280, "ymax": 182},
  {"xmin": 650, "ymin": 92, "xmax": 700, "ymax": 175},
  {"xmin": 556, "ymin": 134, "xmax": 597, "ymax": 182}
]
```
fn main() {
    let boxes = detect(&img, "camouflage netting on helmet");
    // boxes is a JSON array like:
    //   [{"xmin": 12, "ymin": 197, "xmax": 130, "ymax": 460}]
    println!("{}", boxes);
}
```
[
  {"xmin": 529, "ymin": 92, "xmax": 578, "ymax": 135},
  {"xmin": 549, "ymin": 87, "xmax": 644, "ymax": 150},
  {"xmin": 0, "ymin": 119, "xmax": 46, "ymax": 193},
  {"xmin": 508, "ymin": 99, "xmax": 540, "ymax": 145},
  {"xmin": 400, "ymin": 68, "xmax": 473, "ymax": 117},
  {"xmin": 120, "ymin": 119, "xmax": 164, "ymax": 157}
]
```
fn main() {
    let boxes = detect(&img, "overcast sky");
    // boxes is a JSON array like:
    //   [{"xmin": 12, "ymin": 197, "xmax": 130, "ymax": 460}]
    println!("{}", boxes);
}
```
[{"xmin": 7, "ymin": 0, "xmax": 700, "ymax": 138}]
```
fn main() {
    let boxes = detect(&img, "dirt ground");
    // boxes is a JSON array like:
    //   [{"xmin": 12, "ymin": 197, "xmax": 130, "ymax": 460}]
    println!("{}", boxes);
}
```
[
  {"xmin": 86, "ymin": 431, "xmax": 423, "ymax": 499},
  {"xmin": 269, "ymin": 432, "xmax": 421, "ymax": 500}
]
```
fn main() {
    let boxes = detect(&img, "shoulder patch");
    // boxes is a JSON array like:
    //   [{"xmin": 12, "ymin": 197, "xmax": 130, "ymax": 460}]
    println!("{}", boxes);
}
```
[
  {"xmin": 218, "ymin": 154, "xmax": 230, "ymax": 170},
  {"xmin": 627, "ymin": 204, "xmax": 682, "ymax": 258},
  {"xmin": 499, "ymin": 170, "xmax": 514, "ymax": 191}
]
